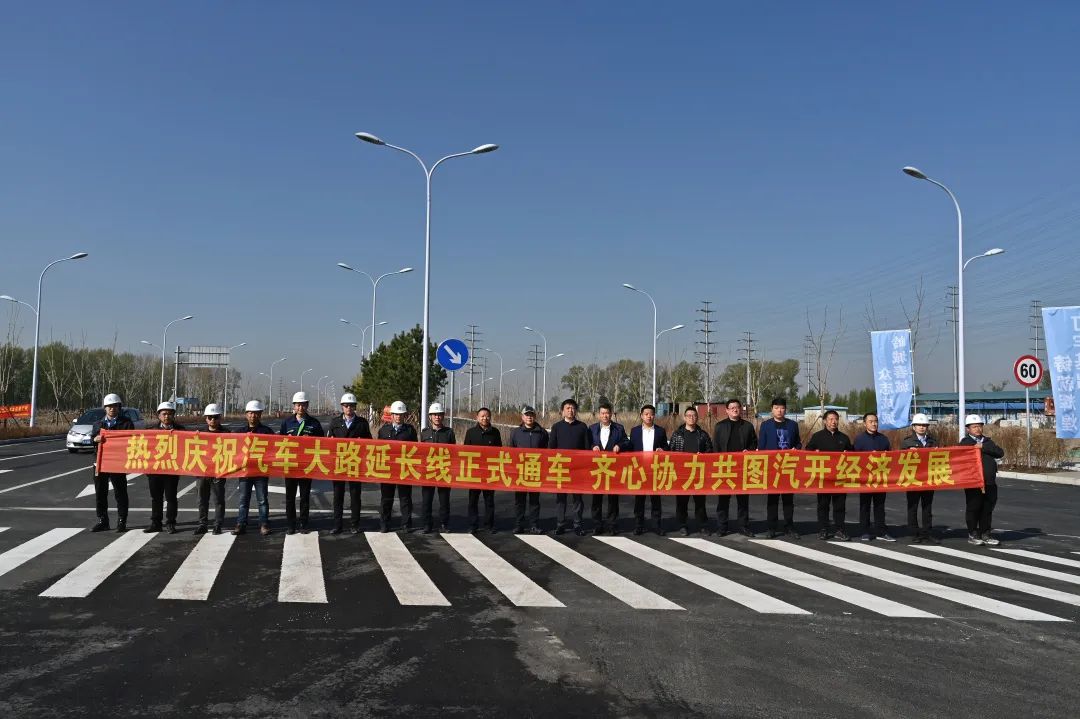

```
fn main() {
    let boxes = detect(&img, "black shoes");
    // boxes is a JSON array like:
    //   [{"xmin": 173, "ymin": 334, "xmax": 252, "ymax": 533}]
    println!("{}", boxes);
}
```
[
  {"xmin": 785, "ymin": 528, "xmax": 800, "ymax": 541},
  {"xmin": 116, "ymin": 518, "xmax": 127, "ymax": 533},
  {"xmin": 554, "ymin": 526, "xmax": 566, "ymax": 536},
  {"xmin": 379, "ymin": 524, "xmax": 390, "ymax": 533},
  {"xmin": 738, "ymin": 526, "xmax": 755, "ymax": 538},
  {"xmin": 679, "ymin": 526, "xmax": 691, "ymax": 537},
  {"xmin": 193, "ymin": 523, "xmax": 208, "ymax": 536},
  {"xmin": 165, "ymin": 522, "xmax": 177, "ymax": 534},
  {"xmin": 818, "ymin": 529, "xmax": 829, "ymax": 540},
  {"xmin": 633, "ymin": 525, "xmax": 645, "ymax": 536},
  {"xmin": 212, "ymin": 523, "xmax": 222, "ymax": 535},
  {"xmin": 421, "ymin": 526, "xmax": 435, "ymax": 535},
  {"xmin": 331, "ymin": 523, "xmax": 344, "ymax": 536},
  {"xmin": 526, "ymin": 526, "xmax": 542, "ymax": 535},
  {"xmin": 299, "ymin": 524, "xmax": 310, "ymax": 535},
  {"xmin": 91, "ymin": 518, "xmax": 109, "ymax": 533},
  {"xmin": 286, "ymin": 525, "xmax": 297, "ymax": 535},
  {"xmin": 833, "ymin": 530, "xmax": 850, "ymax": 542},
  {"xmin": 573, "ymin": 527, "xmax": 587, "ymax": 536},
  {"xmin": 144, "ymin": 522, "xmax": 162, "ymax": 534},
  {"xmin": 350, "ymin": 526, "xmax": 361, "ymax": 535}
]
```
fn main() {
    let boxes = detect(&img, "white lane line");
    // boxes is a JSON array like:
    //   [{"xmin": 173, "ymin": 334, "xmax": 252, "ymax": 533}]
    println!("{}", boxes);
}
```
[
  {"xmin": 176, "ymin": 481, "xmax": 197, "ymax": 498},
  {"xmin": 0, "ymin": 528, "xmax": 83, "ymax": 578},
  {"xmin": 278, "ymin": 533, "xmax": 328, "ymax": 603},
  {"xmin": 841, "ymin": 543, "xmax": 1080, "ymax": 608},
  {"xmin": 915, "ymin": 546, "xmax": 1080, "ymax": 587},
  {"xmin": 268, "ymin": 486, "xmax": 285, "ymax": 495},
  {"xmin": 0, "ymin": 448, "xmax": 67, "ymax": 462},
  {"xmin": 75, "ymin": 473, "xmax": 141, "ymax": 499},
  {"xmin": 442, "ymin": 533, "xmax": 564, "ymax": 607},
  {"xmin": 0, "ymin": 527, "xmax": 8, "ymax": 533},
  {"xmin": 754, "ymin": 540, "xmax": 1067, "ymax": 622},
  {"xmin": 675, "ymin": 538, "xmax": 937, "ymax": 618},
  {"xmin": 365, "ymin": 532, "xmax": 450, "ymax": 606},
  {"xmin": 158, "ymin": 533, "xmax": 236, "ymax": 601},
  {"xmin": 517, "ymin": 535, "xmax": 683, "ymax": 610},
  {"xmin": 0, "ymin": 466, "xmax": 93, "ymax": 495},
  {"xmin": 0, "ymin": 469, "xmax": 11, "ymax": 475},
  {"xmin": 40, "ymin": 531, "xmax": 156, "ymax": 598},
  {"xmin": 597, "ymin": 536, "xmax": 806, "ymax": 614},
  {"xmin": 995, "ymin": 549, "xmax": 1080, "ymax": 570}
]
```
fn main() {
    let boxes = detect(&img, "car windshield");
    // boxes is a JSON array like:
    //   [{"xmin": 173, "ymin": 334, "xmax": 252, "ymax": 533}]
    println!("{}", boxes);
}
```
[{"xmin": 76, "ymin": 409, "xmax": 106, "ymax": 424}]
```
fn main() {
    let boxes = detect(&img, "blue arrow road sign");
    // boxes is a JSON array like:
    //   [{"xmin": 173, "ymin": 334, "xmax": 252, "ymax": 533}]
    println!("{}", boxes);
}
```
[{"xmin": 437, "ymin": 338, "xmax": 469, "ymax": 371}]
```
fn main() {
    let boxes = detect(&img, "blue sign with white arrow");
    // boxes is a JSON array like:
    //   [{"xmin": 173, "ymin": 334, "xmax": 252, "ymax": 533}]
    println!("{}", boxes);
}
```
[{"xmin": 437, "ymin": 338, "xmax": 469, "ymax": 371}]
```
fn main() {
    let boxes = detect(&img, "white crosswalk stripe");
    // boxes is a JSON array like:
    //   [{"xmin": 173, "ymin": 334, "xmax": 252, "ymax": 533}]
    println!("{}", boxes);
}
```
[
  {"xmin": 442, "ymin": 533, "xmax": 563, "ymax": 607},
  {"xmin": 0, "ymin": 527, "xmax": 8, "ymax": 533},
  {"xmin": 993, "ymin": 549, "xmax": 1080, "ymax": 570},
  {"xmin": 0, "ymin": 528, "xmax": 82, "ymax": 578},
  {"xmin": 916, "ymin": 546, "xmax": 1080, "ymax": 586},
  {"xmin": 365, "ymin": 532, "xmax": 450, "ymax": 606},
  {"xmin": 159, "ymin": 533, "xmax": 236, "ymax": 600},
  {"xmin": 518, "ymin": 535, "xmax": 682, "ymax": 610},
  {"xmin": 598, "ymin": 537, "xmax": 807, "ymax": 614},
  {"xmin": 278, "ymin": 533, "xmax": 328, "ymax": 603},
  {"xmin": 40, "ymin": 531, "xmax": 156, "ymax": 598},
  {"xmin": 753, "ymin": 540, "xmax": 1068, "ymax": 621},
  {"xmin": 674, "ymin": 538, "xmax": 938, "ymax": 618}
]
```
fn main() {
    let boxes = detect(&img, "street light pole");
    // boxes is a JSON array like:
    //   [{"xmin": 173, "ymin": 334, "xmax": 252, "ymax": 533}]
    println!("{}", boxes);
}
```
[
  {"xmin": 655, "ymin": 323, "xmax": 686, "ymax": 405},
  {"xmin": 340, "ymin": 318, "xmax": 387, "ymax": 365},
  {"xmin": 223, "ymin": 342, "xmax": 246, "ymax": 417},
  {"xmin": 316, "ymin": 375, "xmax": 329, "ymax": 414},
  {"xmin": 355, "ymin": 131, "xmax": 498, "ymax": 430},
  {"xmin": 300, "ymin": 368, "xmax": 314, "ymax": 395},
  {"xmin": 159, "ymin": 314, "xmax": 193, "ymax": 404},
  {"xmin": 336, "ymin": 264, "xmax": 413, "ymax": 353},
  {"xmin": 269, "ymin": 356, "xmax": 287, "ymax": 414},
  {"xmin": 481, "ymin": 348, "xmax": 504, "ymax": 412},
  {"xmin": 499, "ymin": 368, "xmax": 517, "ymax": 414},
  {"xmin": 524, "ymin": 326, "xmax": 548, "ymax": 416}
]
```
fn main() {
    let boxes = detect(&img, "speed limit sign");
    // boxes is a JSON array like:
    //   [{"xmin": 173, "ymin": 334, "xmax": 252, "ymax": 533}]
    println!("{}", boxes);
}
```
[{"xmin": 1014, "ymin": 355, "xmax": 1043, "ymax": 387}]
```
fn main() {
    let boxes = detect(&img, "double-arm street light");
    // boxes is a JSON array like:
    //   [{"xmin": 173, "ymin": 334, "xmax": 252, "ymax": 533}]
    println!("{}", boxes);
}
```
[
  {"xmin": 300, "ymin": 368, "xmax": 315, "ymax": 394},
  {"xmin": 623, "ymin": 284, "xmax": 684, "ymax": 407},
  {"xmin": 340, "ymin": 318, "xmax": 387, "ymax": 364},
  {"xmin": 336, "ymin": 264, "xmax": 412, "ymax": 353},
  {"xmin": 157, "ymin": 315, "xmax": 193, "ymax": 404},
  {"xmin": 223, "ymin": 342, "xmax": 246, "ymax": 416},
  {"xmin": 269, "ymin": 356, "xmax": 287, "ymax": 414}
]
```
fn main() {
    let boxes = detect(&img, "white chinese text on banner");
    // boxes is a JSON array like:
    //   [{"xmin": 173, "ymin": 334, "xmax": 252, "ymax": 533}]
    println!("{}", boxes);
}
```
[
  {"xmin": 1041, "ymin": 306, "xmax": 1080, "ymax": 439},
  {"xmin": 871, "ymin": 329, "xmax": 912, "ymax": 430}
]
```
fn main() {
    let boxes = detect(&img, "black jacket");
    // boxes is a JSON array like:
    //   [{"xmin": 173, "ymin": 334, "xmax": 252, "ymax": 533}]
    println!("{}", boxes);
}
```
[
  {"xmin": 629, "ymin": 424, "xmax": 668, "ymax": 452},
  {"xmin": 713, "ymin": 419, "xmax": 757, "ymax": 453},
  {"xmin": 806, "ymin": 429, "xmax": 854, "ymax": 453},
  {"xmin": 378, "ymin": 423, "xmax": 418, "ymax": 442},
  {"xmin": 91, "ymin": 413, "xmax": 134, "ymax": 440},
  {"xmin": 509, "ymin": 424, "xmax": 549, "ymax": 449},
  {"xmin": 236, "ymin": 423, "xmax": 277, "ymax": 479},
  {"xmin": 668, "ymin": 425, "xmax": 713, "ymax": 453},
  {"xmin": 144, "ymin": 422, "xmax": 186, "ymax": 478},
  {"xmin": 900, "ymin": 432, "xmax": 938, "ymax": 450},
  {"xmin": 421, "ymin": 426, "xmax": 456, "ymax": 444},
  {"xmin": 960, "ymin": 435, "xmax": 1005, "ymax": 485},
  {"xmin": 464, "ymin": 424, "xmax": 502, "ymax": 447},
  {"xmin": 548, "ymin": 419, "xmax": 591, "ymax": 451},
  {"xmin": 328, "ymin": 415, "xmax": 372, "ymax": 439}
]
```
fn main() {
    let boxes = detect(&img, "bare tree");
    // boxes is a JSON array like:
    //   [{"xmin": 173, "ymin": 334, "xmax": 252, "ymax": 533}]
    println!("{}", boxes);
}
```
[
  {"xmin": 0, "ymin": 309, "xmax": 24, "ymax": 409},
  {"xmin": 806, "ymin": 307, "xmax": 846, "ymax": 428}
]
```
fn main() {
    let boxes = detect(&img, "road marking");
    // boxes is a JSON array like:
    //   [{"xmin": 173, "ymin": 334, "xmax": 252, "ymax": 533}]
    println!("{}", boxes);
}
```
[
  {"xmin": 76, "ymin": 474, "xmax": 141, "ymax": 499},
  {"xmin": 517, "ymin": 535, "xmax": 682, "ymax": 610},
  {"xmin": 268, "ymin": 485, "xmax": 286, "ymax": 495},
  {"xmin": 674, "ymin": 538, "xmax": 938, "ymax": 618},
  {"xmin": 754, "ymin": 540, "xmax": 1067, "ymax": 622},
  {"xmin": 176, "ymin": 481, "xmax": 197, "ymax": 498},
  {"xmin": 442, "ymin": 533, "xmax": 564, "ymax": 607},
  {"xmin": 915, "ymin": 546, "xmax": 1080, "ymax": 586},
  {"xmin": 0, "ymin": 527, "xmax": 8, "ymax": 533},
  {"xmin": 40, "ymin": 531, "xmax": 156, "ymax": 598},
  {"xmin": 278, "ymin": 533, "xmax": 328, "ymax": 603},
  {"xmin": 0, "ymin": 448, "xmax": 67, "ymax": 462},
  {"xmin": 840, "ymin": 543, "xmax": 1080, "ymax": 608},
  {"xmin": 0, "ymin": 470, "xmax": 11, "ymax": 475},
  {"xmin": 597, "ymin": 536, "xmax": 806, "ymax": 614},
  {"xmin": 0, "ymin": 528, "xmax": 83, "ymax": 578},
  {"xmin": 365, "ymin": 532, "xmax": 450, "ymax": 606},
  {"xmin": 0, "ymin": 466, "xmax": 92, "ymax": 495},
  {"xmin": 158, "ymin": 533, "xmax": 236, "ymax": 601},
  {"xmin": 994, "ymin": 549, "xmax": 1080, "ymax": 570}
]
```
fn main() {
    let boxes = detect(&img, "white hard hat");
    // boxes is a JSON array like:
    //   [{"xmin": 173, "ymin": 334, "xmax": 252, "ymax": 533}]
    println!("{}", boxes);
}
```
[
  {"xmin": 203, "ymin": 403, "xmax": 223, "ymax": 416},
  {"xmin": 291, "ymin": 391, "xmax": 309, "ymax": 404},
  {"xmin": 911, "ymin": 413, "xmax": 931, "ymax": 426},
  {"xmin": 964, "ymin": 414, "xmax": 985, "ymax": 426},
  {"xmin": 428, "ymin": 402, "xmax": 444, "ymax": 415},
  {"xmin": 102, "ymin": 393, "xmax": 122, "ymax": 407},
  {"xmin": 157, "ymin": 401, "xmax": 176, "ymax": 413},
  {"xmin": 340, "ymin": 393, "xmax": 358, "ymax": 405},
  {"xmin": 390, "ymin": 400, "xmax": 407, "ymax": 415},
  {"xmin": 244, "ymin": 400, "xmax": 264, "ymax": 413}
]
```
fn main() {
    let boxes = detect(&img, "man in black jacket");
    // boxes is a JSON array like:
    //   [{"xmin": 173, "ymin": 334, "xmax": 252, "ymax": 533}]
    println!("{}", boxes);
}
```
[
  {"xmin": 588, "ymin": 402, "xmax": 631, "ymax": 534},
  {"xmin": 805, "ymin": 410, "xmax": 854, "ymax": 541},
  {"xmin": 194, "ymin": 403, "xmax": 230, "ymax": 535},
  {"xmin": 327, "ymin": 392, "xmax": 372, "ymax": 535},
  {"xmin": 960, "ymin": 415, "xmax": 1006, "ymax": 546},
  {"xmin": 233, "ymin": 400, "xmax": 276, "ymax": 537},
  {"xmin": 549, "ymin": 398, "xmax": 591, "ymax": 535},
  {"xmin": 712, "ymin": 398, "xmax": 757, "ymax": 537},
  {"xmin": 669, "ymin": 406, "xmax": 714, "ymax": 536},
  {"xmin": 900, "ymin": 413, "xmax": 939, "ymax": 544},
  {"xmin": 144, "ymin": 401, "xmax": 185, "ymax": 534},
  {"xmin": 420, "ymin": 402, "xmax": 455, "ymax": 534},
  {"xmin": 378, "ymin": 400, "xmax": 418, "ymax": 532},
  {"xmin": 509, "ymin": 406, "xmax": 548, "ymax": 534},
  {"xmin": 279, "ymin": 391, "xmax": 325, "ymax": 535},
  {"xmin": 90, "ymin": 393, "xmax": 134, "ymax": 532},
  {"xmin": 464, "ymin": 407, "xmax": 502, "ymax": 533},
  {"xmin": 629, "ymin": 404, "xmax": 668, "ymax": 535}
]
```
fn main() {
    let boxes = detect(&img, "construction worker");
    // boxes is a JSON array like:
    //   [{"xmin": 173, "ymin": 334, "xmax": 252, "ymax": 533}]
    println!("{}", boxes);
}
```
[
  {"xmin": 327, "ymin": 392, "xmax": 372, "ymax": 535},
  {"xmin": 194, "ymin": 403, "xmax": 230, "ymax": 535},
  {"xmin": 464, "ymin": 407, "xmax": 502, "ymax": 534},
  {"xmin": 420, "ymin": 402, "xmax": 456, "ymax": 533},
  {"xmin": 279, "ymin": 391, "xmax": 324, "ymax": 534},
  {"xmin": 234, "ymin": 400, "xmax": 275, "ymax": 536},
  {"xmin": 960, "ymin": 414, "xmax": 1005, "ymax": 546},
  {"xmin": 900, "ymin": 413, "xmax": 939, "ymax": 544},
  {"xmin": 378, "ymin": 400, "xmax": 417, "ymax": 531},
  {"xmin": 144, "ymin": 401, "xmax": 185, "ymax": 534},
  {"xmin": 90, "ymin": 393, "xmax": 133, "ymax": 532}
]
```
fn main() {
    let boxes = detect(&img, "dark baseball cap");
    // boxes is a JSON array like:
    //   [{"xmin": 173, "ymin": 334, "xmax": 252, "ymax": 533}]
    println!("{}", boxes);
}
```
[{"xmin": 521, "ymin": 405, "xmax": 537, "ymax": 415}]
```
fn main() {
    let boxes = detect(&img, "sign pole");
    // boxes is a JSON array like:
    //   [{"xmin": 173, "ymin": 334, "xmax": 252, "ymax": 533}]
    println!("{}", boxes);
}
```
[
  {"xmin": 1026, "ymin": 385, "xmax": 1032, "ymax": 467},
  {"xmin": 1013, "ymin": 354, "xmax": 1042, "ymax": 468},
  {"xmin": 449, "ymin": 371, "xmax": 455, "ymax": 429}
]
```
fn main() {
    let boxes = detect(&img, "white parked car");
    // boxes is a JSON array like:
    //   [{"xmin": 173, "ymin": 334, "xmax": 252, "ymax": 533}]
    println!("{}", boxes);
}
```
[{"xmin": 66, "ymin": 408, "xmax": 146, "ymax": 453}]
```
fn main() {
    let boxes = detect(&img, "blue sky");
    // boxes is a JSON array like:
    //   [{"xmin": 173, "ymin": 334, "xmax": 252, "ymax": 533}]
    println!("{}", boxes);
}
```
[{"xmin": 3, "ymin": 1, "xmax": 1079, "ymax": 403}]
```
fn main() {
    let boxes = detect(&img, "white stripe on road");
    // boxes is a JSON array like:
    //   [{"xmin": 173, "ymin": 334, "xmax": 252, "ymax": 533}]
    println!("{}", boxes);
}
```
[
  {"xmin": 754, "ymin": 540, "xmax": 1067, "ymax": 622},
  {"xmin": 158, "ymin": 533, "xmax": 236, "ymax": 601},
  {"xmin": 0, "ymin": 528, "xmax": 83, "ymax": 578},
  {"xmin": 0, "ymin": 527, "xmax": 8, "ymax": 533},
  {"xmin": 277, "ymin": 533, "xmax": 327, "ymax": 603},
  {"xmin": 442, "ymin": 533, "xmax": 564, "ymax": 607},
  {"xmin": 994, "ymin": 549, "xmax": 1080, "ymax": 570},
  {"xmin": 0, "ymin": 469, "xmax": 11, "ymax": 475},
  {"xmin": 597, "ymin": 536, "xmax": 806, "ymax": 614},
  {"xmin": 365, "ymin": 532, "xmax": 450, "ymax": 606},
  {"xmin": 517, "ymin": 535, "xmax": 682, "ymax": 610},
  {"xmin": 40, "ymin": 531, "xmax": 156, "ymax": 598},
  {"xmin": 0, "ymin": 448, "xmax": 67, "ymax": 462},
  {"xmin": 840, "ymin": 543, "xmax": 1080, "ymax": 608},
  {"xmin": 176, "ymin": 481, "xmax": 197, "ymax": 498},
  {"xmin": 77, "ymin": 473, "xmax": 143, "ymax": 499},
  {"xmin": 916, "ymin": 546, "xmax": 1080, "ymax": 586},
  {"xmin": 0, "ymin": 466, "xmax": 93, "ymax": 495},
  {"xmin": 674, "ymin": 538, "xmax": 937, "ymax": 618}
]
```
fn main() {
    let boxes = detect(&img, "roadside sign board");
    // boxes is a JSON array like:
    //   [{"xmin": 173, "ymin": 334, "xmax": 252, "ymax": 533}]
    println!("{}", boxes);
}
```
[
  {"xmin": 437, "ymin": 338, "xmax": 469, "ymax": 372},
  {"xmin": 1014, "ymin": 355, "xmax": 1043, "ymax": 388}
]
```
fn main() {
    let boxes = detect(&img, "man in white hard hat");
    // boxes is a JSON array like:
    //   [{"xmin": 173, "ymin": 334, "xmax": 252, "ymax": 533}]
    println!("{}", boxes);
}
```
[
  {"xmin": 234, "ymin": 400, "xmax": 275, "ymax": 536},
  {"xmin": 144, "ymin": 401, "xmax": 185, "ymax": 533},
  {"xmin": 327, "ymin": 392, "xmax": 372, "ymax": 535},
  {"xmin": 90, "ymin": 393, "xmax": 134, "ymax": 532},
  {"xmin": 960, "ymin": 414, "xmax": 1005, "ymax": 546},
  {"xmin": 377, "ymin": 400, "xmax": 417, "ymax": 531},
  {"xmin": 279, "ymin": 391, "xmax": 324, "ymax": 534},
  {"xmin": 509, "ymin": 406, "xmax": 548, "ymax": 534},
  {"xmin": 419, "ymin": 402, "xmax": 456, "ymax": 533},
  {"xmin": 900, "ymin": 413, "xmax": 939, "ymax": 544},
  {"xmin": 194, "ymin": 403, "xmax": 230, "ymax": 535}
]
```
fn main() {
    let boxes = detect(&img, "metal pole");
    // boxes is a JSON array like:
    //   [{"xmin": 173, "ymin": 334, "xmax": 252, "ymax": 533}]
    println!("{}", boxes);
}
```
[
  {"xmin": 1026, "ymin": 385, "xmax": 1032, "ymax": 467},
  {"xmin": 950, "ymin": 186, "xmax": 966, "ymax": 440},
  {"xmin": 173, "ymin": 346, "xmax": 180, "ymax": 403},
  {"xmin": 224, "ymin": 362, "xmax": 230, "ymax": 416},
  {"xmin": 159, "ymin": 329, "xmax": 168, "ymax": 404},
  {"xmin": 449, "ymin": 371, "xmax": 455, "ymax": 429},
  {"xmin": 29, "ymin": 270, "xmax": 44, "ymax": 426}
]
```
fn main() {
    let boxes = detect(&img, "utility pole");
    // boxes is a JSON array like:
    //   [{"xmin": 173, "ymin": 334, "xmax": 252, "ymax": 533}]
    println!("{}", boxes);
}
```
[
  {"xmin": 464, "ymin": 324, "xmax": 482, "ymax": 413},
  {"xmin": 803, "ymin": 334, "xmax": 816, "ymax": 399},
  {"xmin": 1030, "ymin": 299, "xmax": 1044, "ymax": 364},
  {"xmin": 694, "ymin": 300, "xmax": 716, "ymax": 418},
  {"xmin": 738, "ymin": 331, "xmax": 755, "ymax": 413},
  {"xmin": 527, "ymin": 344, "xmax": 542, "ymax": 409},
  {"xmin": 946, "ymin": 285, "xmax": 959, "ymax": 393}
]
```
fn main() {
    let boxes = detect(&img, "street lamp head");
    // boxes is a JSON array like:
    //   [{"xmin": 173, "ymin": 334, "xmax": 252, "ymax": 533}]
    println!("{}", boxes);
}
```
[
  {"xmin": 69, "ymin": 252, "xmax": 89, "ymax": 260},
  {"xmin": 351, "ymin": 343, "xmax": 361, "ymax": 348},
  {"xmin": 278, "ymin": 356, "xmax": 287, "ymax": 362},
  {"xmin": 181, "ymin": 315, "xmax": 194, "ymax": 321},
  {"xmin": 339, "ymin": 318, "xmax": 351, "ymax": 325},
  {"xmin": 984, "ymin": 248, "xmax": 1005, "ymax": 257},
  {"xmin": 524, "ymin": 326, "xmax": 533, "ymax": 331},
  {"xmin": 671, "ymin": 324, "xmax": 686, "ymax": 331},
  {"xmin": 0, "ymin": 295, "xmax": 15, "ymax": 302},
  {"xmin": 902, "ymin": 166, "xmax": 928, "ymax": 181},
  {"xmin": 337, "ymin": 262, "xmax": 355, "ymax": 272},
  {"xmin": 355, "ymin": 132, "xmax": 386, "ymax": 146},
  {"xmin": 507, "ymin": 368, "xmax": 517, "ymax": 374},
  {"xmin": 622, "ymin": 283, "xmax": 637, "ymax": 290},
  {"xmin": 376, "ymin": 321, "xmax": 387, "ymax": 326},
  {"xmin": 398, "ymin": 267, "xmax": 414, "ymax": 274},
  {"xmin": 553, "ymin": 353, "xmax": 566, "ymax": 359},
  {"xmin": 235, "ymin": 342, "xmax": 247, "ymax": 348},
  {"xmin": 471, "ymin": 144, "xmax": 499, "ymax": 155},
  {"xmin": 139, "ymin": 340, "xmax": 154, "ymax": 346}
]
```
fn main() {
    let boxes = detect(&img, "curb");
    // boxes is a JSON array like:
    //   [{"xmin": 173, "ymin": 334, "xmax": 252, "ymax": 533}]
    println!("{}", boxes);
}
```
[
  {"xmin": 999, "ymin": 470, "xmax": 1080, "ymax": 487},
  {"xmin": 0, "ymin": 434, "xmax": 65, "ymax": 447}
]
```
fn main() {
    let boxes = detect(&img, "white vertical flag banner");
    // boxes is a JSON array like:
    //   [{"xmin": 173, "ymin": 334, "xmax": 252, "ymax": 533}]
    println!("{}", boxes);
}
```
[
  {"xmin": 1041, "ymin": 306, "xmax": 1080, "ymax": 439},
  {"xmin": 871, "ymin": 329, "xmax": 912, "ymax": 430}
]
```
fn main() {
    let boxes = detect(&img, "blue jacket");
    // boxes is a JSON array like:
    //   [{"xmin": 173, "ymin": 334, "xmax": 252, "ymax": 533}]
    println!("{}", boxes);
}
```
[
  {"xmin": 280, "ymin": 414, "xmax": 325, "ymax": 437},
  {"xmin": 628, "ymin": 424, "xmax": 668, "ymax": 452},
  {"xmin": 589, "ymin": 422, "xmax": 631, "ymax": 452},
  {"xmin": 758, "ymin": 418, "xmax": 802, "ymax": 450}
]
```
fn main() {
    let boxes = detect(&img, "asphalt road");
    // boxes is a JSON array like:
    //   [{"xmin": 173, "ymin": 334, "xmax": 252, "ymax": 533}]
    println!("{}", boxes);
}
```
[{"xmin": 2, "ymin": 437, "xmax": 1080, "ymax": 718}]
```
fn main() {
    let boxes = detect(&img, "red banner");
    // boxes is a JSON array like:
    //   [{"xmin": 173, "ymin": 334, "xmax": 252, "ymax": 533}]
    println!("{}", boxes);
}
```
[
  {"xmin": 0, "ymin": 403, "xmax": 30, "ymax": 420},
  {"xmin": 96, "ymin": 430, "xmax": 985, "ymax": 495}
]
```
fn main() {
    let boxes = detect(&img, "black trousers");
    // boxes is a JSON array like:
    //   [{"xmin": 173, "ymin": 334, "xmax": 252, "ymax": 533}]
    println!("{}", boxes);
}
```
[
  {"xmin": 716, "ymin": 495, "xmax": 750, "ymax": 530},
  {"xmin": 147, "ymin": 475, "xmax": 179, "ymax": 525},
  {"xmin": 285, "ymin": 478, "xmax": 311, "ymax": 527},
  {"xmin": 468, "ymin": 489, "xmax": 496, "ymax": 530},
  {"xmin": 591, "ymin": 494, "xmax": 619, "ymax": 529},
  {"xmin": 675, "ymin": 495, "xmax": 707, "ymax": 528},
  {"xmin": 332, "ymin": 480, "xmax": 363, "ymax": 528},
  {"xmin": 633, "ymin": 496, "xmax": 662, "ymax": 528},
  {"xmin": 816, "ymin": 493, "xmax": 847, "ymax": 530},
  {"xmin": 196, "ymin": 477, "xmax": 226, "ymax": 525},
  {"xmin": 514, "ymin": 492, "xmax": 541, "ymax": 529},
  {"xmin": 859, "ymin": 492, "xmax": 887, "ymax": 535},
  {"xmin": 906, "ymin": 490, "xmax": 935, "ymax": 536},
  {"xmin": 766, "ymin": 493, "xmax": 795, "ymax": 530},
  {"xmin": 421, "ymin": 486, "xmax": 451, "ymax": 529},
  {"xmin": 380, "ymin": 483, "xmax": 413, "ymax": 528},
  {"xmin": 555, "ymin": 493, "xmax": 584, "ymax": 529},
  {"xmin": 964, "ymin": 484, "xmax": 998, "ymax": 535},
  {"xmin": 94, "ymin": 472, "xmax": 128, "ymax": 521}
]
